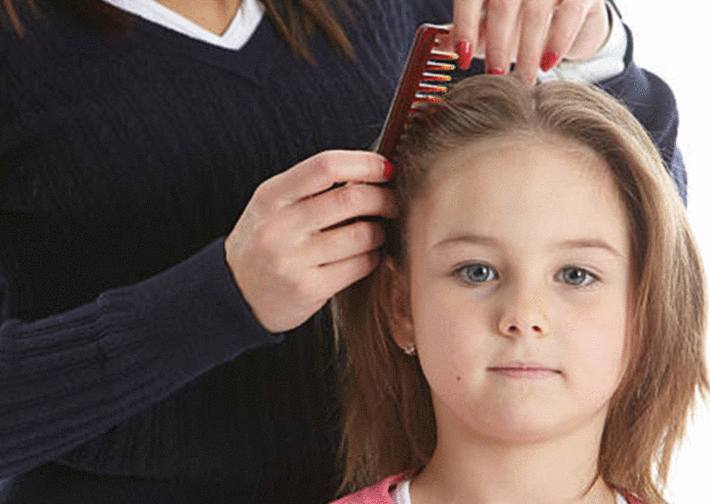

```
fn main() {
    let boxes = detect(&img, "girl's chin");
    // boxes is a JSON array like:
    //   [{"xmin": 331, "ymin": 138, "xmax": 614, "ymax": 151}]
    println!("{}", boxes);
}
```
[
  {"xmin": 456, "ymin": 414, "xmax": 569, "ymax": 445},
  {"xmin": 474, "ymin": 426, "xmax": 561, "ymax": 445}
]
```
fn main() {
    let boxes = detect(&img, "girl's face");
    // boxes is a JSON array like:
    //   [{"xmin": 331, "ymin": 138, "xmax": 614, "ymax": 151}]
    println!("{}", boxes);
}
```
[{"xmin": 398, "ymin": 134, "xmax": 633, "ymax": 444}]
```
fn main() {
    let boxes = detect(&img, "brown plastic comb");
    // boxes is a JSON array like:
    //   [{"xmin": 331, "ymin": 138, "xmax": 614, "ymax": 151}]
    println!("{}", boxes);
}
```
[
  {"xmin": 375, "ymin": 23, "xmax": 459, "ymax": 160},
  {"xmin": 319, "ymin": 24, "xmax": 458, "ymax": 232}
]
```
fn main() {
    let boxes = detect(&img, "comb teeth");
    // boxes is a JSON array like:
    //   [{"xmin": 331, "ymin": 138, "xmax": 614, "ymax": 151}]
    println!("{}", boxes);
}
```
[
  {"xmin": 429, "ymin": 49, "xmax": 459, "ymax": 61},
  {"xmin": 426, "ymin": 61, "xmax": 456, "ymax": 72},
  {"xmin": 410, "ymin": 48, "xmax": 455, "ymax": 116},
  {"xmin": 418, "ymin": 82, "xmax": 448, "ymax": 93},
  {"xmin": 421, "ymin": 71, "xmax": 452, "ymax": 83},
  {"xmin": 375, "ymin": 24, "xmax": 458, "ymax": 159},
  {"xmin": 414, "ymin": 93, "xmax": 444, "ymax": 104}
]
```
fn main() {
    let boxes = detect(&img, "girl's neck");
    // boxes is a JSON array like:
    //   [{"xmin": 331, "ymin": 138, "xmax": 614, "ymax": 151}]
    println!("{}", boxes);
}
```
[
  {"xmin": 155, "ymin": 0, "xmax": 243, "ymax": 35},
  {"xmin": 411, "ymin": 405, "xmax": 616, "ymax": 504}
]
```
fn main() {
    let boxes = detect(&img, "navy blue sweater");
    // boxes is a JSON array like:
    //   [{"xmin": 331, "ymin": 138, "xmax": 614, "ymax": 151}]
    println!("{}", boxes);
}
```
[{"xmin": 0, "ymin": 1, "xmax": 685, "ymax": 503}]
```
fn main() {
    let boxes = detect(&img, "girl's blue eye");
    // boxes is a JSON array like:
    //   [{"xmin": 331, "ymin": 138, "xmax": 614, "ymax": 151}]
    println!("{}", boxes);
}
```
[
  {"xmin": 457, "ymin": 263, "xmax": 497, "ymax": 284},
  {"xmin": 454, "ymin": 264, "xmax": 599, "ymax": 288},
  {"xmin": 557, "ymin": 267, "xmax": 598, "ymax": 287}
]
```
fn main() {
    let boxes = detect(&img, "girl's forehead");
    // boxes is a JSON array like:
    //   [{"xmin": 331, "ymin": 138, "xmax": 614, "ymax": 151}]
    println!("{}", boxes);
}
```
[
  {"xmin": 428, "ymin": 133, "xmax": 603, "ymax": 177},
  {"xmin": 408, "ymin": 135, "xmax": 630, "ymax": 256},
  {"xmin": 422, "ymin": 135, "xmax": 612, "ymax": 203}
]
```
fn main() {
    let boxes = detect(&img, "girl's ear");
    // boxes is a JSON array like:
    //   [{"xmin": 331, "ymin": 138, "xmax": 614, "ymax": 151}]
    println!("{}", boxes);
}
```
[{"xmin": 382, "ymin": 255, "xmax": 415, "ymax": 350}]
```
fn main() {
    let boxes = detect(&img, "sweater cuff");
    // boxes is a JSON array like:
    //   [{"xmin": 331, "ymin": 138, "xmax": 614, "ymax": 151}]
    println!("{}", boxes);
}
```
[
  {"xmin": 97, "ymin": 237, "xmax": 285, "ymax": 380},
  {"xmin": 537, "ymin": 0, "xmax": 626, "ymax": 84}
]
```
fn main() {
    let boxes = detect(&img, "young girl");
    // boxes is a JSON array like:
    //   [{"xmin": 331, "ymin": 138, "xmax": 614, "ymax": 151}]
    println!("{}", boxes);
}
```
[{"xmin": 329, "ymin": 76, "xmax": 708, "ymax": 504}]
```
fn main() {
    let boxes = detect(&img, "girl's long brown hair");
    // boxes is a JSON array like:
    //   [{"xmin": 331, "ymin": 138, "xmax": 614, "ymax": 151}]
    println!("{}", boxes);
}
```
[
  {"xmin": 331, "ymin": 75, "xmax": 708, "ymax": 503},
  {"xmin": 1, "ymin": 0, "xmax": 355, "ymax": 62}
]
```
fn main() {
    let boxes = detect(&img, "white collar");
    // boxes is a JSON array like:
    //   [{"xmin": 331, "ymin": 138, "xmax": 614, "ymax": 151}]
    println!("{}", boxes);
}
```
[
  {"xmin": 391, "ymin": 479, "xmax": 631, "ymax": 504},
  {"xmin": 100, "ymin": 0, "xmax": 265, "ymax": 50}
]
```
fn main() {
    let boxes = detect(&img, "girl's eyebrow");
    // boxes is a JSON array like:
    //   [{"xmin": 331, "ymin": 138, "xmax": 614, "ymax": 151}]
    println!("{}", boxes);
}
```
[{"xmin": 431, "ymin": 233, "xmax": 624, "ymax": 258}]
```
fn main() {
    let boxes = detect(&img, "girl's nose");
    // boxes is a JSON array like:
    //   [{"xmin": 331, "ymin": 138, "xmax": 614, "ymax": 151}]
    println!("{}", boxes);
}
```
[
  {"xmin": 497, "ymin": 290, "xmax": 549, "ymax": 339},
  {"xmin": 498, "ymin": 320, "xmax": 547, "ymax": 338}
]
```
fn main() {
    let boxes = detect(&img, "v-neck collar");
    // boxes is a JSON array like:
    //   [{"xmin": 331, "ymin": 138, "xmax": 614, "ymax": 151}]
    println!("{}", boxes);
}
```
[
  {"xmin": 100, "ymin": 1, "xmax": 290, "ymax": 84},
  {"xmin": 99, "ymin": 0, "xmax": 264, "ymax": 50}
]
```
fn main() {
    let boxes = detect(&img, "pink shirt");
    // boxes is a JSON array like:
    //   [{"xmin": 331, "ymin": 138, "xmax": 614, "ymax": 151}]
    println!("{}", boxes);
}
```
[{"xmin": 330, "ymin": 472, "xmax": 646, "ymax": 504}]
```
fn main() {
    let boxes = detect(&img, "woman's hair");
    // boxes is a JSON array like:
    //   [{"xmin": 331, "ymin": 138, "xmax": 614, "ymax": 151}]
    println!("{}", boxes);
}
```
[
  {"xmin": 330, "ymin": 75, "xmax": 708, "ymax": 503},
  {"xmin": 1, "ymin": 0, "xmax": 355, "ymax": 62}
]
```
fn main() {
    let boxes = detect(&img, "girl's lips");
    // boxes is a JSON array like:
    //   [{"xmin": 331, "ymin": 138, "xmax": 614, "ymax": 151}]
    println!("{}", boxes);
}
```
[{"xmin": 488, "ymin": 368, "xmax": 561, "ymax": 379}]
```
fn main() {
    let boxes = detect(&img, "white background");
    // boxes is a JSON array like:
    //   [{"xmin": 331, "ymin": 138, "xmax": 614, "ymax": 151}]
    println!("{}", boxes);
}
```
[{"xmin": 621, "ymin": 3, "xmax": 710, "ymax": 503}]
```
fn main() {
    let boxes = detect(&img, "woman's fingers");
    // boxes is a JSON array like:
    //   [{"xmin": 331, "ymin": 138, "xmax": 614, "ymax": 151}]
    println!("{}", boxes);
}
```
[
  {"xmin": 452, "ymin": 0, "xmax": 609, "ymax": 83},
  {"xmin": 542, "ymin": 0, "xmax": 591, "ymax": 67},
  {"xmin": 514, "ymin": 0, "xmax": 556, "ymax": 84},
  {"xmin": 257, "ymin": 150, "xmax": 392, "ymax": 210},
  {"xmin": 314, "ymin": 248, "xmax": 382, "ymax": 301},
  {"xmin": 484, "ymin": 0, "xmax": 524, "ymax": 75},
  {"xmin": 307, "ymin": 219, "xmax": 386, "ymax": 267},
  {"xmin": 223, "ymin": 150, "xmax": 399, "ymax": 333},
  {"xmin": 292, "ymin": 183, "xmax": 398, "ymax": 235},
  {"xmin": 563, "ymin": 0, "xmax": 610, "ymax": 60},
  {"xmin": 453, "ymin": 0, "xmax": 485, "ymax": 70}
]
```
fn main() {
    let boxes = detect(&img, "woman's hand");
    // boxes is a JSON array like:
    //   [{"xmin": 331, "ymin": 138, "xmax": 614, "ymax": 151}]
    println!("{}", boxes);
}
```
[
  {"xmin": 450, "ymin": 0, "xmax": 611, "ymax": 84},
  {"xmin": 224, "ymin": 151, "xmax": 398, "ymax": 333}
]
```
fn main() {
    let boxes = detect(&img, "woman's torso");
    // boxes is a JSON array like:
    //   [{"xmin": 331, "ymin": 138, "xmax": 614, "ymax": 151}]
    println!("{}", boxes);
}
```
[{"xmin": 0, "ymin": 0, "xmax": 451, "ymax": 502}]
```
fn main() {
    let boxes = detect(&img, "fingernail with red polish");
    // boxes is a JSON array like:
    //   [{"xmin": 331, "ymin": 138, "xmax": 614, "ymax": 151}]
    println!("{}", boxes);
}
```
[
  {"xmin": 487, "ymin": 66, "xmax": 506, "ymax": 75},
  {"xmin": 455, "ymin": 40, "xmax": 473, "ymax": 71},
  {"xmin": 540, "ymin": 51, "xmax": 560, "ymax": 72},
  {"xmin": 383, "ymin": 160, "xmax": 396, "ymax": 180}
]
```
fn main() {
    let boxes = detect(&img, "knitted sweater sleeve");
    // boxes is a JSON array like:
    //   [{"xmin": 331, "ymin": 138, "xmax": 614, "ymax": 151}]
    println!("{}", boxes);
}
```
[
  {"xmin": 595, "ymin": 22, "xmax": 686, "ymax": 204},
  {"xmin": 0, "ymin": 237, "xmax": 284, "ymax": 478}
]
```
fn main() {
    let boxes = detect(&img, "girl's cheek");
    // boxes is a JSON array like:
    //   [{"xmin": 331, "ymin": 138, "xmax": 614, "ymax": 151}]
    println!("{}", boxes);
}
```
[{"xmin": 419, "ymin": 326, "xmax": 487, "ymax": 389}]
